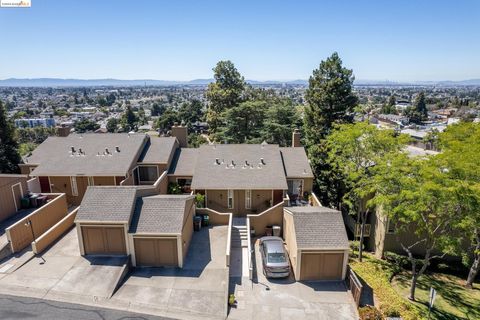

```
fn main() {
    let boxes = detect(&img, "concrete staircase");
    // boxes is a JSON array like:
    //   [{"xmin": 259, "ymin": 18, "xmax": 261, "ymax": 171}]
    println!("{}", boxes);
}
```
[{"xmin": 231, "ymin": 217, "xmax": 248, "ymax": 248}]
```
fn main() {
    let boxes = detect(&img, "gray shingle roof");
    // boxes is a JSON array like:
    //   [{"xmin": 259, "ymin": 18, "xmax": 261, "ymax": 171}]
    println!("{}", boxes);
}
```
[
  {"xmin": 280, "ymin": 147, "xmax": 314, "ymax": 178},
  {"xmin": 286, "ymin": 207, "xmax": 349, "ymax": 250},
  {"xmin": 168, "ymin": 148, "xmax": 198, "ymax": 176},
  {"xmin": 129, "ymin": 195, "xmax": 194, "ymax": 234},
  {"xmin": 76, "ymin": 186, "xmax": 138, "ymax": 223},
  {"xmin": 27, "ymin": 133, "xmax": 148, "ymax": 176},
  {"xmin": 138, "ymin": 137, "xmax": 177, "ymax": 164},
  {"xmin": 191, "ymin": 144, "xmax": 288, "ymax": 190}
]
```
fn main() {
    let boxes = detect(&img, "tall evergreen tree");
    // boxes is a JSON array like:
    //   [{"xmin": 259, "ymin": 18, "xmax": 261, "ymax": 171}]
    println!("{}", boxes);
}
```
[
  {"xmin": 406, "ymin": 91, "xmax": 428, "ymax": 124},
  {"xmin": 303, "ymin": 52, "xmax": 358, "ymax": 207},
  {"xmin": 0, "ymin": 100, "xmax": 21, "ymax": 173},
  {"xmin": 206, "ymin": 60, "xmax": 245, "ymax": 138}
]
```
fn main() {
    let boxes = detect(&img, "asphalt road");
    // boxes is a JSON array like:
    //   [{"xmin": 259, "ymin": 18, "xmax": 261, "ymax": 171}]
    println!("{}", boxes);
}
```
[{"xmin": 0, "ymin": 294, "xmax": 172, "ymax": 320}]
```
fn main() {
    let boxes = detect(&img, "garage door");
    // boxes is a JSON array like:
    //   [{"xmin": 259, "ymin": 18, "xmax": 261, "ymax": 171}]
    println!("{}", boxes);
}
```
[
  {"xmin": 134, "ymin": 237, "xmax": 178, "ymax": 267},
  {"xmin": 82, "ymin": 226, "xmax": 127, "ymax": 255},
  {"xmin": 300, "ymin": 252, "xmax": 344, "ymax": 280}
]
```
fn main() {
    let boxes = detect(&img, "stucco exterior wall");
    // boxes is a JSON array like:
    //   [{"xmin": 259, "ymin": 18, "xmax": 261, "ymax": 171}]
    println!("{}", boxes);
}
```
[
  {"xmin": 6, "ymin": 193, "xmax": 68, "ymax": 253},
  {"xmin": 0, "ymin": 175, "xmax": 28, "ymax": 222},
  {"xmin": 283, "ymin": 210, "xmax": 299, "ymax": 278},
  {"xmin": 181, "ymin": 198, "xmax": 195, "ymax": 260},
  {"xmin": 248, "ymin": 202, "xmax": 284, "ymax": 236}
]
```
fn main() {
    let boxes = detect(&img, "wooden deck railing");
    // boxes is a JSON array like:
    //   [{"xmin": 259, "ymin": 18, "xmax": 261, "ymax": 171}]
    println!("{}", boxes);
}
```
[{"xmin": 346, "ymin": 265, "xmax": 363, "ymax": 307}]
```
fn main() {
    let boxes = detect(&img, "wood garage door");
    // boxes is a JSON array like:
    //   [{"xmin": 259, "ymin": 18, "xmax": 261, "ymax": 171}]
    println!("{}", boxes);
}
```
[
  {"xmin": 300, "ymin": 252, "xmax": 344, "ymax": 280},
  {"xmin": 82, "ymin": 226, "xmax": 127, "ymax": 255},
  {"xmin": 134, "ymin": 237, "xmax": 178, "ymax": 267}
]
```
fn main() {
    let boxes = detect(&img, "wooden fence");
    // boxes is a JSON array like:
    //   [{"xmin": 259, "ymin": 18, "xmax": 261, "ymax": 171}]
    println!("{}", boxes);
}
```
[
  {"xmin": 346, "ymin": 265, "xmax": 363, "ymax": 307},
  {"xmin": 6, "ymin": 193, "xmax": 69, "ymax": 253}
]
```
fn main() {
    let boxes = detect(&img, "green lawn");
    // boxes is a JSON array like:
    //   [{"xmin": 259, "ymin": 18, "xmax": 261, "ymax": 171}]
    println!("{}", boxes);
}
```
[
  {"xmin": 350, "ymin": 252, "xmax": 480, "ymax": 320},
  {"xmin": 393, "ymin": 272, "xmax": 480, "ymax": 320}
]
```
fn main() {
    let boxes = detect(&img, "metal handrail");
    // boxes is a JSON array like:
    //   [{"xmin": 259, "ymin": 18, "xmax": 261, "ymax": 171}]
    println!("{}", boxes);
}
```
[{"xmin": 247, "ymin": 217, "xmax": 253, "ymax": 282}]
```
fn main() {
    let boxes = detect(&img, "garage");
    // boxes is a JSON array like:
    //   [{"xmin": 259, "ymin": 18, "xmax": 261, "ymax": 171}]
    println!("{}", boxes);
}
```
[
  {"xmin": 300, "ymin": 251, "xmax": 344, "ymax": 280},
  {"xmin": 81, "ymin": 226, "xmax": 127, "ymax": 255},
  {"xmin": 133, "ymin": 237, "xmax": 178, "ymax": 266},
  {"xmin": 283, "ymin": 207, "xmax": 349, "ymax": 281}
]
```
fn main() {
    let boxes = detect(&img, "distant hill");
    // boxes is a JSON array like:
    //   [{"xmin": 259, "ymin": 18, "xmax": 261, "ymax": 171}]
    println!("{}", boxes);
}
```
[{"xmin": 0, "ymin": 77, "xmax": 479, "ymax": 87}]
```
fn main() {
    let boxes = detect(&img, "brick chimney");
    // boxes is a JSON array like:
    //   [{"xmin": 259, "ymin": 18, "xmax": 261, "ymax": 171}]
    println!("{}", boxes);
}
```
[
  {"xmin": 171, "ymin": 122, "xmax": 188, "ymax": 148},
  {"xmin": 292, "ymin": 128, "xmax": 301, "ymax": 147},
  {"xmin": 56, "ymin": 125, "xmax": 71, "ymax": 137}
]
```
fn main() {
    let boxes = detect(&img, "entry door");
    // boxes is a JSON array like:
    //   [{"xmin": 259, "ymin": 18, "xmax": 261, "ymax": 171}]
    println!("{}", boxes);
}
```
[{"xmin": 39, "ymin": 177, "xmax": 51, "ymax": 193}]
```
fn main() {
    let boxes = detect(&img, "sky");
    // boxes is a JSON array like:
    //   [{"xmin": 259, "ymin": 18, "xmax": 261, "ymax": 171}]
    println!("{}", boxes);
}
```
[{"xmin": 1, "ymin": 0, "xmax": 479, "ymax": 82}]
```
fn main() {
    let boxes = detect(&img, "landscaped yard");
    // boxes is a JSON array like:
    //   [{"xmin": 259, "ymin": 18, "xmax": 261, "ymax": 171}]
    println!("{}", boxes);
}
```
[{"xmin": 350, "ymin": 252, "xmax": 480, "ymax": 320}]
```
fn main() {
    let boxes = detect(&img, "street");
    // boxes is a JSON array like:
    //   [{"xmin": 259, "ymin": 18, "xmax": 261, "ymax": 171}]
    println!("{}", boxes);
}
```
[{"xmin": 0, "ymin": 294, "xmax": 171, "ymax": 320}]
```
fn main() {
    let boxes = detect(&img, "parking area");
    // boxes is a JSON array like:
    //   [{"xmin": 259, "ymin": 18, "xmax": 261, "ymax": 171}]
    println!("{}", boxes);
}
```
[
  {"xmin": 111, "ymin": 225, "xmax": 229, "ymax": 320},
  {"xmin": 228, "ymin": 238, "xmax": 358, "ymax": 320}
]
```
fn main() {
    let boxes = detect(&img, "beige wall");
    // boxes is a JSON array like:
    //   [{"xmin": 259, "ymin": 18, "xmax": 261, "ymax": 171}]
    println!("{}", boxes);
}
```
[
  {"xmin": 0, "ymin": 175, "xmax": 28, "ymax": 222},
  {"xmin": 19, "ymin": 164, "xmax": 37, "ymax": 175},
  {"xmin": 196, "ymin": 208, "xmax": 230, "ymax": 225},
  {"xmin": 32, "ymin": 208, "xmax": 77, "ymax": 254},
  {"xmin": 181, "ymin": 198, "xmax": 195, "ymax": 260},
  {"xmin": 206, "ymin": 189, "xmax": 273, "ymax": 216},
  {"xmin": 6, "ymin": 193, "xmax": 68, "ymax": 253},
  {"xmin": 91, "ymin": 176, "xmax": 116, "ymax": 186},
  {"xmin": 283, "ymin": 211, "xmax": 299, "ymax": 278},
  {"xmin": 303, "ymin": 178, "xmax": 313, "ymax": 193},
  {"xmin": 248, "ymin": 202, "xmax": 284, "ymax": 236}
]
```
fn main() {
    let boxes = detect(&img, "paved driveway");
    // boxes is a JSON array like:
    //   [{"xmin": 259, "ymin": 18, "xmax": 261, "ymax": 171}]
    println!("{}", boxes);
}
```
[
  {"xmin": 228, "ymin": 239, "xmax": 358, "ymax": 320},
  {"xmin": 111, "ymin": 225, "xmax": 229, "ymax": 320}
]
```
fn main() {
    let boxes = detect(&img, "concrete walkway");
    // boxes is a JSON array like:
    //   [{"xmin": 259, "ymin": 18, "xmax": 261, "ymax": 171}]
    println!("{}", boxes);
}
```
[
  {"xmin": 228, "ymin": 239, "xmax": 359, "ymax": 320},
  {"xmin": 0, "ymin": 228, "xmax": 128, "ymax": 302},
  {"xmin": 111, "ymin": 226, "xmax": 229, "ymax": 320}
]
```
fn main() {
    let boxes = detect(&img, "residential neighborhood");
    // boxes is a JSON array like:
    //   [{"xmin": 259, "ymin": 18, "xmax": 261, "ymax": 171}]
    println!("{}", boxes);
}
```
[{"xmin": 1, "ymin": 1, "xmax": 480, "ymax": 320}]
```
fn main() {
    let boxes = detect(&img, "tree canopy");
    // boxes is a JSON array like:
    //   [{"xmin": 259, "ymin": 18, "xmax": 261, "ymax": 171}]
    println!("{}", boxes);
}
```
[{"xmin": 0, "ymin": 100, "xmax": 21, "ymax": 173}]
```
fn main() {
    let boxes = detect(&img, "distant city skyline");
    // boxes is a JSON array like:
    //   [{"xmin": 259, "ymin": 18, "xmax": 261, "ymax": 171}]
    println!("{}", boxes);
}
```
[{"xmin": 1, "ymin": 0, "xmax": 479, "ymax": 81}]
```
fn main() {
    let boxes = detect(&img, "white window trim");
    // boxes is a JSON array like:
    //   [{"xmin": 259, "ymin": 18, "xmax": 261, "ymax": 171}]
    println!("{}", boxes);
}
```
[
  {"xmin": 11, "ymin": 182, "xmax": 24, "ymax": 212},
  {"xmin": 245, "ymin": 189, "xmax": 252, "ymax": 209},
  {"xmin": 88, "ymin": 176, "xmax": 94, "ymax": 186},
  {"xmin": 70, "ymin": 176, "xmax": 78, "ymax": 196},
  {"xmin": 228, "ymin": 189, "xmax": 234, "ymax": 209}
]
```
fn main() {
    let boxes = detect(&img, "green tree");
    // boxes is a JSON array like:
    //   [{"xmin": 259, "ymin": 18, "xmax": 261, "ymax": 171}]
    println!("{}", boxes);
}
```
[
  {"xmin": 74, "ymin": 118, "xmax": 100, "ymax": 133},
  {"xmin": 261, "ymin": 101, "xmax": 301, "ymax": 146},
  {"xmin": 405, "ymin": 92, "xmax": 428, "ymax": 124},
  {"xmin": 121, "ymin": 105, "xmax": 137, "ymax": 131},
  {"xmin": 156, "ymin": 107, "xmax": 179, "ymax": 132},
  {"xmin": 151, "ymin": 103, "xmax": 165, "ymax": 117},
  {"xmin": 178, "ymin": 99, "xmax": 204, "ymax": 127},
  {"xmin": 106, "ymin": 118, "xmax": 118, "ymax": 133},
  {"xmin": 437, "ymin": 122, "xmax": 480, "ymax": 288},
  {"xmin": 0, "ymin": 100, "xmax": 21, "ymax": 173},
  {"xmin": 220, "ymin": 100, "xmax": 267, "ymax": 143},
  {"xmin": 371, "ymin": 153, "xmax": 468, "ymax": 301},
  {"xmin": 303, "ymin": 52, "xmax": 358, "ymax": 207},
  {"xmin": 326, "ymin": 122, "xmax": 409, "ymax": 261},
  {"xmin": 206, "ymin": 60, "xmax": 246, "ymax": 138}
]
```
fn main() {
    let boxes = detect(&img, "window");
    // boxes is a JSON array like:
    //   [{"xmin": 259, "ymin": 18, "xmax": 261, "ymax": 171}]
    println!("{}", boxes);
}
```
[
  {"xmin": 138, "ymin": 166, "xmax": 158, "ymax": 182},
  {"xmin": 228, "ymin": 189, "xmax": 234, "ymax": 209},
  {"xmin": 70, "ymin": 176, "xmax": 78, "ymax": 196},
  {"xmin": 245, "ymin": 189, "xmax": 252, "ymax": 209},
  {"xmin": 177, "ymin": 178, "xmax": 192, "ymax": 193},
  {"xmin": 287, "ymin": 179, "xmax": 303, "ymax": 197},
  {"xmin": 386, "ymin": 218, "xmax": 396, "ymax": 234},
  {"xmin": 87, "ymin": 177, "xmax": 94, "ymax": 186}
]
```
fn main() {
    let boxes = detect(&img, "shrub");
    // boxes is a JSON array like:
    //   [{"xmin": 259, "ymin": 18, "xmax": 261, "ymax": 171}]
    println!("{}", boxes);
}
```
[
  {"xmin": 195, "ymin": 193, "xmax": 205, "ymax": 208},
  {"xmin": 359, "ymin": 306, "xmax": 383, "ymax": 320},
  {"xmin": 168, "ymin": 182, "xmax": 182, "ymax": 194}
]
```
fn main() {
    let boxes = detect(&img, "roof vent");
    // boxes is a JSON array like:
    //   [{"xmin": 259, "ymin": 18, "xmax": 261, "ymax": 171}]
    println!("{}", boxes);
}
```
[
  {"xmin": 105, "ymin": 147, "xmax": 110, "ymax": 155},
  {"xmin": 115, "ymin": 146, "xmax": 120, "ymax": 153},
  {"xmin": 215, "ymin": 158, "xmax": 220, "ymax": 165},
  {"xmin": 260, "ymin": 158, "xmax": 265, "ymax": 165},
  {"xmin": 71, "ymin": 146, "xmax": 75, "ymax": 153},
  {"xmin": 231, "ymin": 160, "xmax": 235, "ymax": 167},
  {"xmin": 303, "ymin": 169, "xmax": 307, "ymax": 174},
  {"xmin": 245, "ymin": 160, "xmax": 249, "ymax": 166}
]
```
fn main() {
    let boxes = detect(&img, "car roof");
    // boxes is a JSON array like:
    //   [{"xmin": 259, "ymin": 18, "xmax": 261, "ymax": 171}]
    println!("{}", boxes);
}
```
[{"xmin": 262, "ymin": 237, "xmax": 285, "ymax": 253}]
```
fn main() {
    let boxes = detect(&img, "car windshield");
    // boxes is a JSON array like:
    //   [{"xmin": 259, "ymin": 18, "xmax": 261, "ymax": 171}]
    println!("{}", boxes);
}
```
[{"xmin": 267, "ymin": 252, "xmax": 286, "ymax": 263}]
